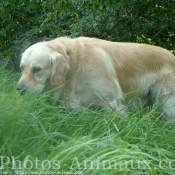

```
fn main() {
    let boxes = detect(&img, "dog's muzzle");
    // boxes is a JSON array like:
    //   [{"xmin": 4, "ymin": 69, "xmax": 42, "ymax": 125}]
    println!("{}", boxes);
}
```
[{"xmin": 17, "ymin": 83, "xmax": 27, "ymax": 95}]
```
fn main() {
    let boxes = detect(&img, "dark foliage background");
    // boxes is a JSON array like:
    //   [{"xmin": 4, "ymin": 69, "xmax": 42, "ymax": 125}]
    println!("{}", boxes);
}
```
[{"xmin": 0, "ymin": 0, "xmax": 175, "ymax": 71}]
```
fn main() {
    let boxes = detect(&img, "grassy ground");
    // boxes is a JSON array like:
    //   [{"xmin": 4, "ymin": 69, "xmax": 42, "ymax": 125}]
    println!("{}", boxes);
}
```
[{"xmin": 0, "ymin": 69, "xmax": 175, "ymax": 175}]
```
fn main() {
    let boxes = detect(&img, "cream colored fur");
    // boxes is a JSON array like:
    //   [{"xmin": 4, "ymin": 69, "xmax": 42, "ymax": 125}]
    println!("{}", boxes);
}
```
[{"xmin": 18, "ymin": 37, "xmax": 175, "ymax": 125}]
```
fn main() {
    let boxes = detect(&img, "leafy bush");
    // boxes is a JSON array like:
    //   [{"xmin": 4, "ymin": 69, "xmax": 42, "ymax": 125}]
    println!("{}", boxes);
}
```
[{"xmin": 0, "ymin": 0, "xmax": 175, "ymax": 70}]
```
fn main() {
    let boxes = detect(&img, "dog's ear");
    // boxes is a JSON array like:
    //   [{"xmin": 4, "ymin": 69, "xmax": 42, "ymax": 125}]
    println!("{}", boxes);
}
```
[{"xmin": 51, "ymin": 53, "xmax": 70, "ymax": 85}]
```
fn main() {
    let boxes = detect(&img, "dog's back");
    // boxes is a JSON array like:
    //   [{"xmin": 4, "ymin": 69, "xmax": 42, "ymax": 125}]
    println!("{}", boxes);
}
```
[{"xmin": 74, "ymin": 37, "xmax": 175, "ymax": 94}]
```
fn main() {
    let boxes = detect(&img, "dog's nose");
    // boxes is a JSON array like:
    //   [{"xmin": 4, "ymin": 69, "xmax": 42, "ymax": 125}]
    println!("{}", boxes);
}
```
[{"xmin": 17, "ymin": 83, "xmax": 27, "ymax": 95}]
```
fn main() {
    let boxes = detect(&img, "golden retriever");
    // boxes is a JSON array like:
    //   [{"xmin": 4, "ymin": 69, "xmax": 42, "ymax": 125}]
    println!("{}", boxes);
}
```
[{"xmin": 17, "ymin": 37, "xmax": 175, "ymax": 125}]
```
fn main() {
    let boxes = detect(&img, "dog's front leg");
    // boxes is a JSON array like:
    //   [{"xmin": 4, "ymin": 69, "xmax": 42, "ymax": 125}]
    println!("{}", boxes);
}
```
[{"xmin": 52, "ymin": 88, "xmax": 64, "ymax": 104}]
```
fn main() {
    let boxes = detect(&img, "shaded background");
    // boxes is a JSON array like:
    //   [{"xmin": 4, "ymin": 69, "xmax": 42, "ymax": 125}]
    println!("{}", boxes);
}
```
[{"xmin": 0, "ymin": 0, "xmax": 175, "ymax": 71}]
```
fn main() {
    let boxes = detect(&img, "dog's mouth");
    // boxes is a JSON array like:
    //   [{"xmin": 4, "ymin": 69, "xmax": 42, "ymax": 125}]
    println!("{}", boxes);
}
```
[
  {"xmin": 18, "ymin": 88, "xmax": 27, "ymax": 96},
  {"xmin": 17, "ymin": 83, "xmax": 27, "ymax": 95},
  {"xmin": 17, "ymin": 83, "xmax": 44, "ymax": 95}
]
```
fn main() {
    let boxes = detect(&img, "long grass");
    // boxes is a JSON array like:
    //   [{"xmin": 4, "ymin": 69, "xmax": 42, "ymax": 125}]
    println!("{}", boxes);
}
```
[{"xmin": 0, "ymin": 70, "xmax": 175, "ymax": 175}]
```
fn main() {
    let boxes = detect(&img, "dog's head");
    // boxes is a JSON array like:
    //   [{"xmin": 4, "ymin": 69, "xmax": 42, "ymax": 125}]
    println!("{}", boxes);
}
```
[{"xmin": 17, "ymin": 41, "xmax": 70, "ymax": 94}]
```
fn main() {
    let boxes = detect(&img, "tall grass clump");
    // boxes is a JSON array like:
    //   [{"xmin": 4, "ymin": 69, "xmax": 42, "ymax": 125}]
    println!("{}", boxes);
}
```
[{"xmin": 0, "ymin": 69, "xmax": 175, "ymax": 175}]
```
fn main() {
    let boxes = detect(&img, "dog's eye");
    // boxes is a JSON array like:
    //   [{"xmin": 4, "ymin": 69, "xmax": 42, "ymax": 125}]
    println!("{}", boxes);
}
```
[{"xmin": 33, "ymin": 67, "xmax": 41, "ymax": 73}]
